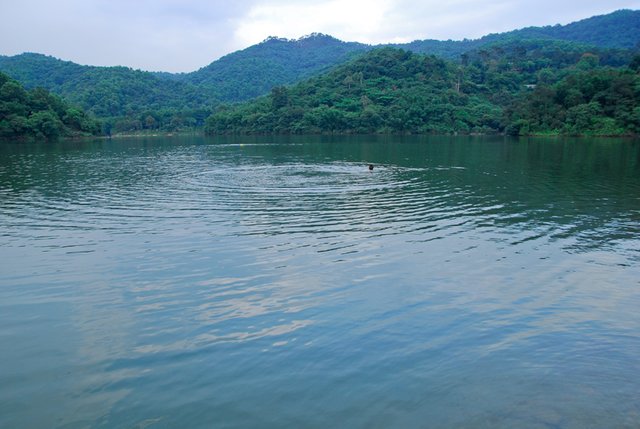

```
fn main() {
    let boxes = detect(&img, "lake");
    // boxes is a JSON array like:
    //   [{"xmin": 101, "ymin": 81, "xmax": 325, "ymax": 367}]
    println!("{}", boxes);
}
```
[{"xmin": 1, "ymin": 135, "xmax": 639, "ymax": 428}]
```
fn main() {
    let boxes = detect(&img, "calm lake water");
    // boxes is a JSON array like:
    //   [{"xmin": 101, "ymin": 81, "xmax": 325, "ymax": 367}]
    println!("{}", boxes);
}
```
[{"xmin": 1, "ymin": 135, "xmax": 639, "ymax": 428}]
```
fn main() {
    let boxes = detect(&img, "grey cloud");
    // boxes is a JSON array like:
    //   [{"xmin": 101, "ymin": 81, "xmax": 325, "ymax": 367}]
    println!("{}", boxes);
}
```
[{"xmin": 1, "ymin": 0, "xmax": 639, "ymax": 72}]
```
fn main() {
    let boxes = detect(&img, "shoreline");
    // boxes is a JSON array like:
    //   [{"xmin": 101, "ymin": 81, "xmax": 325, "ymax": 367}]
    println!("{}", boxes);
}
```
[{"xmin": 2, "ymin": 130, "xmax": 639, "ymax": 144}]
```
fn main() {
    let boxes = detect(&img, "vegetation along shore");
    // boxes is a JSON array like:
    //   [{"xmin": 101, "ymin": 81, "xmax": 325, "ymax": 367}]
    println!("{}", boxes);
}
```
[{"xmin": 1, "ymin": 10, "xmax": 639, "ymax": 140}]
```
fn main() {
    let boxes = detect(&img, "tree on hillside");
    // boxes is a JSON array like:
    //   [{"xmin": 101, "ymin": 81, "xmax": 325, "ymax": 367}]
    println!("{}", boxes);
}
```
[{"xmin": 0, "ymin": 72, "xmax": 101, "ymax": 139}]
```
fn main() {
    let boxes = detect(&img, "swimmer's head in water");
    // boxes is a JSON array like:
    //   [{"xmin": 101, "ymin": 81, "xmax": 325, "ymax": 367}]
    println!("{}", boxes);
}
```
[{"xmin": 368, "ymin": 164, "xmax": 374, "ymax": 171}]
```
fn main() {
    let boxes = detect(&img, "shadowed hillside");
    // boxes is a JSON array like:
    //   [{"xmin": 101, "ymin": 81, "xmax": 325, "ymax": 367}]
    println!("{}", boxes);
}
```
[
  {"xmin": 204, "ymin": 45, "xmax": 640, "ymax": 136},
  {"xmin": 1, "ymin": 10, "xmax": 638, "ymax": 135}
]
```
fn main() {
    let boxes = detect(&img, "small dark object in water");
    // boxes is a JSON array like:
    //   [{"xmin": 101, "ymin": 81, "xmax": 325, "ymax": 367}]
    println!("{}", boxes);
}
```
[{"xmin": 368, "ymin": 164, "xmax": 374, "ymax": 171}]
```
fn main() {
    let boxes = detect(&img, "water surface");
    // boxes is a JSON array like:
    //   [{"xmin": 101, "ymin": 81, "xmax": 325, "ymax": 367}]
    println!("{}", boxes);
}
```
[{"xmin": 1, "ymin": 135, "xmax": 639, "ymax": 428}]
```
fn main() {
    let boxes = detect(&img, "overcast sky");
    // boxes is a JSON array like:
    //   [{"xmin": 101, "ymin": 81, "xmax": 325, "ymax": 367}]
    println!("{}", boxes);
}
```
[{"xmin": 1, "ymin": 0, "xmax": 639, "ymax": 73}]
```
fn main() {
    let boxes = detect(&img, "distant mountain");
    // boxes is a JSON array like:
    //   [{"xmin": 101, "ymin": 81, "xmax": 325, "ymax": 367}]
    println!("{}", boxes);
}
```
[
  {"xmin": 204, "ymin": 44, "xmax": 640, "ymax": 136},
  {"xmin": 481, "ymin": 9, "xmax": 640, "ymax": 49},
  {"xmin": 0, "ymin": 9, "xmax": 638, "ymax": 133},
  {"xmin": 0, "ymin": 53, "xmax": 213, "ymax": 118},
  {"xmin": 0, "ymin": 34, "xmax": 368, "ymax": 116},
  {"xmin": 180, "ymin": 9, "xmax": 640, "ymax": 100},
  {"xmin": 394, "ymin": 9, "xmax": 640, "ymax": 57},
  {"xmin": 181, "ymin": 33, "xmax": 370, "ymax": 101}
]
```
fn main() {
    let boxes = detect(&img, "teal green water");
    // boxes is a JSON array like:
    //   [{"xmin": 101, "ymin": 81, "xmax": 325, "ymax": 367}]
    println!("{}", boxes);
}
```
[{"xmin": 1, "ymin": 135, "xmax": 639, "ymax": 428}]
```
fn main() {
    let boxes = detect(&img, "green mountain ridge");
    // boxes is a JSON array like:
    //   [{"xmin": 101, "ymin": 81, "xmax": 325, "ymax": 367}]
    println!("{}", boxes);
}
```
[
  {"xmin": 0, "ymin": 53, "xmax": 213, "ymax": 114},
  {"xmin": 180, "ymin": 9, "xmax": 640, "ymax": 96},
  {"xmin": 0, "ymin": 9, "xmax": 638, "ymax": 135},
  {"xmin": 204, "ymin": 44, "xmax": 640, "ymax": 136},
  {"xmin": 182, "ymin": 34, "xmax": 370, "ymax": 100},
  {"xmin": 400, "ymin": 9, "xmax": 640, "ymax": 55},
  {"xmin": 480, "ymin": 9, "xmax": 640, "ymax": 49}
]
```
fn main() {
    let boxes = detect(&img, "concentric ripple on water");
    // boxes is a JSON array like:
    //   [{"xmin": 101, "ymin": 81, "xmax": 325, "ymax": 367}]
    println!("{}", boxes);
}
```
[{"xmin": 1, "ymin": 135, "xmax": 639, "ymax": 429}]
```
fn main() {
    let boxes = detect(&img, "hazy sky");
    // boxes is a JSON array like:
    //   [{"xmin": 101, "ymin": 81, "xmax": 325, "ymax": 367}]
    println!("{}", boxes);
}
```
[{"xmin": 1, "ymin": 0, "xmax": 639, "ymax": 72}]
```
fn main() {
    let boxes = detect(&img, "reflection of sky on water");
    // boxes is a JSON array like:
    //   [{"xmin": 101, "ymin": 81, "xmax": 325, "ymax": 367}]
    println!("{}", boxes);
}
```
[{"xmin": 1, "ymin": 136, "xmax": 639, "ymax": 427}]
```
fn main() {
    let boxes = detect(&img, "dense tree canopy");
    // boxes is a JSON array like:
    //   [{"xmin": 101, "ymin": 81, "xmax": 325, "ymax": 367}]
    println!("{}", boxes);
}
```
[
  {"xmin": 184, "ymin": 34, "xmax": 369, "ymax": 101},
  {"xmin": 3, "ymin": 10, "xmax": 640, "ymax": 133},
  {"xmin": 506, "ymin": 66, "xmax": 640, "ymax": 135},
  {"xmin": 0, "ymin": 72, "xmax": 101, "ymax": 139},
  {"xmin": 1, "ymin": 10, "xmax": 639, "ymax": 137},
  {"xmin": 0, "ymin": 53, "xmax": 214, "ymax": 134},
  {"xmin": 392, "ymin": 9, "xmax": 640, "ymax": 57},
  {"xmin": 205, "ymin": 45, "xmax": 640, "ymax": 136}
]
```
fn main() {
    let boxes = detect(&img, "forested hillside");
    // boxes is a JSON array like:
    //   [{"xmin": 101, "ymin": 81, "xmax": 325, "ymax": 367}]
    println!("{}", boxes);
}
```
[
  {"xmin": 0, "ymin": 35, "xmax": 367, "ymax": 133},
  {"xmin": 400, "ymin": 9, "xmax": 640, "ymax": 58},
  {"xmin": 2, "ymin": 10, "xmax": 638, "ymax": 106},
  {"xmin": 204, "ymin": 45, "xmax": 640, "ymax": 136},
  {"xmin": 482, "ymin": 9, "xmax": 640, "ymax": 49},
  {"xmin": 0, "ymin": 72, "xmax": 101, "ymax": 139},
  {"xmin": 1, "ymin": 10, "xmax": 638, "ymax": 136},
  {"xmin": 0, "ymin": 53, "xmax": 213, "ymax": 133},
  {"xmin": 183, "ymin": 34, "xmax": 369, "ymax": 101}
]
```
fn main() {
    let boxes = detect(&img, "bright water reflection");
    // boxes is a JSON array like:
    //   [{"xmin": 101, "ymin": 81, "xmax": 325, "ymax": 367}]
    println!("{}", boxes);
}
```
[{"xmin": 1, "ymin": 135, "xmax": 639, "ymax": 428}]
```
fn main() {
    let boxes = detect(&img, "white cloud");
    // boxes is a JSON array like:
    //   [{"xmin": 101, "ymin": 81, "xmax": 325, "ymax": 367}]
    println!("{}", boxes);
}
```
[
  {"xmin": 379, "ymin": 0, "xmax": 517, "ymax": 41},
  {"xmin": 233, "ymin": 0, "xmax": 640, "ymax": 48},
  {"xmin": 0, "ymin": 0, "xmax": 246, "ymax": 72},
  {"xmin": 1, "ymin": 0, "xmax": 639, "ymax": 72},
  {"xmin": 234, "ymin": 0, "xmax": 394, "ymax": 45}
]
